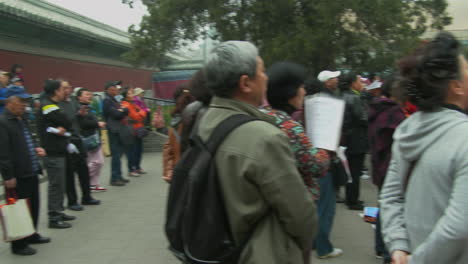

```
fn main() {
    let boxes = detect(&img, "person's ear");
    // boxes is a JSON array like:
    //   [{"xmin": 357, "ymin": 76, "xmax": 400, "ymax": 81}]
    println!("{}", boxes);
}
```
[
  {"xmin": 449, "ymin": 79, "xmax": 464, "ymax": 96},
  {"xmin": 238, "ymin": 75, "xmax": 252, "ymax": 94}
]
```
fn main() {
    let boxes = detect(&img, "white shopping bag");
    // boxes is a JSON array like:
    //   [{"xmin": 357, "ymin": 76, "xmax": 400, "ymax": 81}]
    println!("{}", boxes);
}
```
[{"xmin": 0, "ymin": 199, "xmax": 35, "ymax": 242}]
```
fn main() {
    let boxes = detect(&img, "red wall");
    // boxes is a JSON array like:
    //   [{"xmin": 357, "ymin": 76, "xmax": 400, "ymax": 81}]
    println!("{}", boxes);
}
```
[{"xmin": 0, "ymin": 49, "xmax": 154, "ymax": 94}]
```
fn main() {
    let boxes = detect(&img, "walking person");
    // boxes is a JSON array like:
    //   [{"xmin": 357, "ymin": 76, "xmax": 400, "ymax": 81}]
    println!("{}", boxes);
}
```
[
  {"xmin": 195, "ymin": 41, "xmax": 317, "ymax": 263},
  {"xmin": 102, "ymin": 80, "xmax": 130, "ymax": 186},
  {"xmin": 339, "ymin": 72, "xmax": 368, "ymax": 210},
  {"xmin": 75, "ymin": 88, "xmax": 107, "ymax": 192},
  {"xmin": 37, "ymin": 79, "xmax": 76, "ymax": 229},
  {"xmin": 120, "ymin": 87, "xmax": 148, "ymax": 177},
  {"xmin": 381, "ymin": 32, "xmax": 468, "ymax": 264},
  {"xmin": 263, "ymin": 62, "xmax": 330, "ymax": 263},
  {"xmin": 0, "ymin": 87, "xmax": 50, "ymax": 255},
  {"xmin": 59, "ymin": 80, "xmax": 100, "ymax": 211}
]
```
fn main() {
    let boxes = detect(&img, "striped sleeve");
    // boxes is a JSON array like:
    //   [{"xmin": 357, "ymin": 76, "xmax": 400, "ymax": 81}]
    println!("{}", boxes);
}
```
[{"xmin": 42, "ymin": 104, "xmax": 60, "ymax": 115}]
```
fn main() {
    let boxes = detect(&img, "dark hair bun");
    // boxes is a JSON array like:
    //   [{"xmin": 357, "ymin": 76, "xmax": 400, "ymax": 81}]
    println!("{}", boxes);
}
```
[{"xmin": 398, "ymin": 31, "xmax": 461, "ymax": 111}]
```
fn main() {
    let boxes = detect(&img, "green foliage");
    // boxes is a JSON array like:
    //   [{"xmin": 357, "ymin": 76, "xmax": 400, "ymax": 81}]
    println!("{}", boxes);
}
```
[{"xmin": 123, "ymin": 0, "xmax": 452, "ymax": 73}]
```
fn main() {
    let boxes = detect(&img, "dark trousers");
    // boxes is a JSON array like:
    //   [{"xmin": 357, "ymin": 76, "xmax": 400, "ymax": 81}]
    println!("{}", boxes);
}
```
[
  {"xmin": 9, "ymin": 176, "xmax": 39, "ymax": 251},
  {"xmin": 375, "ymin": 212, "xmax": 391, "ymax": 262},
  {"xmin": 345, "ymin": 152, "xmax": 365, "ymax": 205},
  {"xmin": 127, "ymin": 137, "xmax": 143, "ymax": 172},
  {"xmin": 314, "ymin": 173, "xmax": 336, "ymax": 256},
  {"xmin": 108, "ymin": 132, "xmax": 125, "ymax": 182},
  {"xmin": 65, "ymin": 153, "xmax": 91, "ymax": 205}
]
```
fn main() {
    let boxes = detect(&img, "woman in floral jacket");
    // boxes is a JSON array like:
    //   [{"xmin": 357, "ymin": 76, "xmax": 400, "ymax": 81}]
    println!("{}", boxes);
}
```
[{"xmin": 262, "ymin": 62, "xmax": 331, "ymax": 263}]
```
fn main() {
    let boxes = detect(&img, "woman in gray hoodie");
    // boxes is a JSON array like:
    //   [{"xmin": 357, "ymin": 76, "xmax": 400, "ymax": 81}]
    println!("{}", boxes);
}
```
[{"xmin": 380, "ymin": 32, "xmax": 468, "ymax": 264}]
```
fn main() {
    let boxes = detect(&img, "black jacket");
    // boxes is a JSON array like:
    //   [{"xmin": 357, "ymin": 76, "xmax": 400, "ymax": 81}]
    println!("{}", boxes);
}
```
[
  {"xmin": 77, "ymin": 103, "xmax": 100, "ymax": 137},
  {"xmin": 0, "ymin": 110, "xmax": 41, "ymax": 181},
  {"xmin": 102, "ymin": 93, "xmax": 128, "ymax": 133},
  {"xmin": 37, "ymin": 97, "xmax": 72, "ymax": 156},
  {"xmin": 341, "ymin": 90, "xmax": 368, "ymax": 154}
]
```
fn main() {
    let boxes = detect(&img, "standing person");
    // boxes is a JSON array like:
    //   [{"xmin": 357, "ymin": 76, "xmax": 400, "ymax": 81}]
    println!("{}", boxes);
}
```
[
  {"xmin": 367, "ymin": 76, "xmax": 406, "ymax": 264},
  {"xmin": 263, "ymin": 62, "xmax": 330, "ymax": 263},
  {"xmin": 162, "ymin": 84, "xmax": 195, "ymax": 182},
  {"xmin": 0, "ymin": 71, "xmax": 10, "ymax": 113},
  {"xmin": 133, "ymin": 87, "xmax": 150, "ymax": 126},
  {"xmin": 381, "ymin": 32, "xmax": 468, "ymax": 264},
  {"xmin": 59, "ymin": 81, "xmax": 100, "ymax": 211},
  {"xmin": 76, "ymin": 88, "xmax": 107, "ymax": 192},
  {"xmin": 196, "ymin": 41, "xmax": 316, "ymax": 263},
  {"xmin": 102, "ymin": 80, "xmax": 129, "ymax": 186},
  {"xmin": 120, "ymin": 87, "xmax": 147, "ymax": 177},
  {"xmin": 0, "ymin": 87, "xmax": 50, "ymax": 256},
  {"xmin": 37, "ymin": 79, "xmax": 76, "ymax": 229},
  {"xmin": 10, "ymin": 64, "xmax": 24, "ymax": 82},
  {"xmin": 339, "ymin": 72, "xmax": 368, "ymax": 210},
  {"xmin": 313, "ymin": 70, "xmax": 345, "ymax": 259}
]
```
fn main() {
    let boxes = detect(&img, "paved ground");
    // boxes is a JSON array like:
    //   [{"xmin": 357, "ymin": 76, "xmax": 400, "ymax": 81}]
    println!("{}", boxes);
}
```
[{"xmin": 0, "ymin": 153, "xmax": 383, "ymax": 264}]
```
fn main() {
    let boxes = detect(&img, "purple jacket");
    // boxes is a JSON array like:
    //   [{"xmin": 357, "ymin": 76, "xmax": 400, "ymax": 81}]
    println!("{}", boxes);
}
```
[
  {"xmin": 368, "ymin": 97, "xmax": 405, "ymax": 189},
  {"xmin": 133, "ymin": 96, "xmax": 149, "ymax": 113}
]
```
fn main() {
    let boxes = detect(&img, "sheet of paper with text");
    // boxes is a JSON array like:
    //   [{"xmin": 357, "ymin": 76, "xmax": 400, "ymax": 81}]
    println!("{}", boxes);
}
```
[{"xmin": 304, "ymin": 94, "xmax": 345, "ymax": 151}]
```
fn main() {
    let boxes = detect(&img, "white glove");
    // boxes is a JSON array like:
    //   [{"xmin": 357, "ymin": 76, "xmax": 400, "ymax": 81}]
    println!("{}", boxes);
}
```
[{"xmin": 67, "ymin": 143, "xmax": 80, "ymax": 154}]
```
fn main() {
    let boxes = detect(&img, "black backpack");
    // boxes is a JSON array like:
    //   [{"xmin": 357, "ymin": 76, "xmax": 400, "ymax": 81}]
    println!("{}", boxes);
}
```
[{"xmin": 165, "ymin": 114, "xmax": 257, "ymax": 264}]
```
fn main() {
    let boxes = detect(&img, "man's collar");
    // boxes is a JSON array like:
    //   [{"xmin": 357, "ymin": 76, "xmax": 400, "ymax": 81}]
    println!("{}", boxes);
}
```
[{"xmin": 209, "ymin": 96, "xmax": 276, "ymax": 124}]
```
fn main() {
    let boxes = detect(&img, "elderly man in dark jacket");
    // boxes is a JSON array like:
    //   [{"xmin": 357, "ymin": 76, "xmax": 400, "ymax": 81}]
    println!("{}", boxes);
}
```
[
  {"xmin": 0, "ymin": 87, "xmax": 50, "ymax": 255},
  {"xmin": 102, "ymin": 81, "xmax": 129, "ymax": 186}
]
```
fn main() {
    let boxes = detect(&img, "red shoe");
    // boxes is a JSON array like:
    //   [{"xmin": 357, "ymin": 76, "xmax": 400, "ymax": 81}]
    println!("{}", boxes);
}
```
[{"xmin": 90, "ymin": 185, "xmax": 107, "ymax": 192}]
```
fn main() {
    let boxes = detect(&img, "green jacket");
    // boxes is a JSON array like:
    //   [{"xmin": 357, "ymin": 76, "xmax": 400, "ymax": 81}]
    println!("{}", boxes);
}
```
[{"xmin": 198, "ymin": 96, "xmax": 317, "ymax": 264}]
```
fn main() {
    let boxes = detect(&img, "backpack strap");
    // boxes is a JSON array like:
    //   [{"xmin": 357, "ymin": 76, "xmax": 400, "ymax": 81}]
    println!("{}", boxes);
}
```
[{"xmin": 204, "ymin": 114, "xmax": 258, "ymax": 153}]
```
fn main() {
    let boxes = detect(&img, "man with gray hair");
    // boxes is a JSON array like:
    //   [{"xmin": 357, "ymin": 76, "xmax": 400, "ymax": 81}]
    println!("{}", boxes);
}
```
[{"xmin": 196, "ymin": 41, "xmax": 317, "ymax": 263}]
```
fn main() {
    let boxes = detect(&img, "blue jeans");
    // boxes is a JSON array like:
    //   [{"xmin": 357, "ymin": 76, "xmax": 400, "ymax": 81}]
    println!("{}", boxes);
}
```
[
  {"xmin": 314, "ymin": 172, "xmax": 336, "ymax": 256},
  {"xmin": 127, "ymin": 137, "xmax": 143, "ymax": 172},
  {"xmin": 109, "ymin": 132, "xmax": 125, "ymax": 182}
]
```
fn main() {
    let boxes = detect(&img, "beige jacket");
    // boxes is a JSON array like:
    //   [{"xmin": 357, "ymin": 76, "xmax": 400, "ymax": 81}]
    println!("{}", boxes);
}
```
[{"xmin": 198, "ymin": 96, "xmax": 317, "ymax": 264}]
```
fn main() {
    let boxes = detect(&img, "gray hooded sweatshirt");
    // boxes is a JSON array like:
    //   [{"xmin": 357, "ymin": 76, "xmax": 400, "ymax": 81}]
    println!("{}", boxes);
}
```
[{"xmin": 380, "ymin": 107, "xmax": 468, "ymax": 264}]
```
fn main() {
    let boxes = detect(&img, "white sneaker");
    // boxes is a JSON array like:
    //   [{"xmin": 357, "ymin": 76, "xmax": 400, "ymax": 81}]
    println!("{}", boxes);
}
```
[
  {"xmin": 361, "ymin": 174, "xmax": 371, "ymax": 180},
  {"xmin": 318, "ymin": 248, "xmax": 343, "ymax": 259}
]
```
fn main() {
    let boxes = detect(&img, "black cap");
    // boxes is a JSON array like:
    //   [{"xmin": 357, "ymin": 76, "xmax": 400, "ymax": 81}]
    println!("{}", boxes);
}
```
[{"xmin": 105, "ymin": 80, "xmax": 122, "ymax": 89}]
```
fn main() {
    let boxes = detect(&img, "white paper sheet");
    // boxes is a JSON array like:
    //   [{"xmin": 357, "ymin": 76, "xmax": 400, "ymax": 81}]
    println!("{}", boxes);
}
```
[{"xmin": 304, "ymin": 94, "xmax": 345, "ymax": 151}]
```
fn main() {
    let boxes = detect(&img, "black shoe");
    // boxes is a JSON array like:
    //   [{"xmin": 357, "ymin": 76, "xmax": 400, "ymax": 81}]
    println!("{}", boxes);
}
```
[
  {"xmin": 12, "ymin": 246, "xmax": 37, "ymax": 256},
  {"xmin": 347, "ymin": 203, "xmax": 364, "ymax": 210},
  {"xmin": 68, "ymin": 204, "xmax": 84, "ymax": 211},
  {"xmin": 28, "ymin": 234, "xmax": 51, "ymax": 244},
  {"xmin": 121, "ymin": 178, "xmax": 130, "ymax": 183},
  {"xmin": 49, "ymin": 220, "xmax": 72, "ymax": 229},
  {"xmin": 82, "ymin": 198, "xmax": 101, "ymax": 205},
  {"xmin": 60, "ymin": 213, "xmax": 76, "ymax": 221},
  {"xmin": 110, "ymin": 180, "xmax": 125, "ymax": 186}
]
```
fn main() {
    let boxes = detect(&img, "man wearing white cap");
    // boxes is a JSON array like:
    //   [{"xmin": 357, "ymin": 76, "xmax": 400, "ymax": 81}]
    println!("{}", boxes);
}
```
[
  {"xmin": 317, "ymin": 70, "xmax": 341, "ymax": 96},
  {"xmin": 313, "ymin": 70, "xmax": 344, "ymax": 259}
]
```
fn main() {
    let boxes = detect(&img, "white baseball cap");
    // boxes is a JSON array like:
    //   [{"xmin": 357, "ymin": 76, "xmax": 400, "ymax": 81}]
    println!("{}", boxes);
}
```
[{"xmin": 317, "ymin": 70, "xmax": 341, "ymax": 82}]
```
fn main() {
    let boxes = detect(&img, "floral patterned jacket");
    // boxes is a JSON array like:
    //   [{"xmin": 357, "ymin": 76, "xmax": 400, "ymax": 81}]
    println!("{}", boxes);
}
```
[{"xmin": 262, "ymin": 108, "xmax": 330, "ymax": 200}]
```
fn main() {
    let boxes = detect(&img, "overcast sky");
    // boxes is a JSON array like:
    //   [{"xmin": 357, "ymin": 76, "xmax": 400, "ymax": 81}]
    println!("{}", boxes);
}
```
[{"xmin": 43, "ymin": 0, "xmax": 148, "ymax": 31}]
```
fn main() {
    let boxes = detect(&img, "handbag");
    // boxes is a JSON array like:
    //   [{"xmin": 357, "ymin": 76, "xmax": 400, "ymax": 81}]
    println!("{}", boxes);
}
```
[
  {"xmin": 134, "ymin": 127, "xmax": 149, "ymax": 138},
  {"xmin": 0, "ymin": 190, "xmax": 35, "ymax": 242},
  {"xmin": 119, "ymin": 118, "xmax": 135, "ymax": 147},
  {"xmin": 81, "ymin": 132, "xmax": 101, "ymax": 152}
]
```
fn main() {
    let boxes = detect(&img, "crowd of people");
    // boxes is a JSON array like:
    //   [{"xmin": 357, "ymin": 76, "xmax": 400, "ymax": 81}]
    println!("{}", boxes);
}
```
[
  {"xmin": 0, "ymin": 74, "xmax": 150, "ymax": 255},
  {"xmin": 162, "ymin": 31, "xmax": 468, "ymax": 264},
  {"xmin": 1, "ymin": 30, "xmax": 467, "ymax": 263}
]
